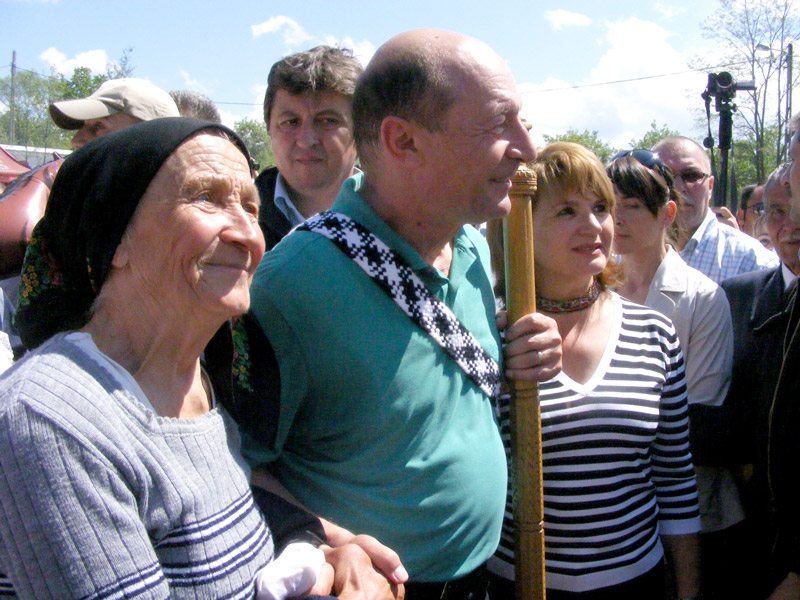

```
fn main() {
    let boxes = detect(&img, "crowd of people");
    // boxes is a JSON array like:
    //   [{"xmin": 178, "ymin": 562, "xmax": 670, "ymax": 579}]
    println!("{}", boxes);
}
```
[{"xmin": 0, "ymin": 26, "xmax": 798, "ymax": 600}]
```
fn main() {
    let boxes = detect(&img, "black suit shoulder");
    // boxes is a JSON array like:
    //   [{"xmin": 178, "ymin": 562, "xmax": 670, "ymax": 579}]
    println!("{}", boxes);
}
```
[
  {"xmin": 708, "ymin": 265, "xmax": 787, "ymax": 467},
  {"xmin": 254, "ymin": 166, "xmax": 292, "ymax": 252},
  {"xmin": 721, "ymin": 266, "xmax": 777, "ymax": 297}
]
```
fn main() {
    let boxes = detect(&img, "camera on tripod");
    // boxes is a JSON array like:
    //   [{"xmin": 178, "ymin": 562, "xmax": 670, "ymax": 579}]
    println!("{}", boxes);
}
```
[
  {"xmin": 704, "ymin": 72, "xmax": 756, "ymax": 103},
  {"xmin": 701, "ymin": 72, "xmax": 756, "ymax": 206}
]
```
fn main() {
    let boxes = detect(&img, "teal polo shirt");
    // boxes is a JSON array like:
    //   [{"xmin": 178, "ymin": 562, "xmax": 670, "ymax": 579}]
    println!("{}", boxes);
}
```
[{"xmin": 244, "ymin": 174, "xmax": 507, "ymax": 582}]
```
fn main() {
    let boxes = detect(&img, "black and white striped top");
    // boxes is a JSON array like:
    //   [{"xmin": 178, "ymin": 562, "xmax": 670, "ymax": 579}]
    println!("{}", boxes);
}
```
[{"xmin": 489, "ymin": 293, "xmax": 701, "ymax": 593}]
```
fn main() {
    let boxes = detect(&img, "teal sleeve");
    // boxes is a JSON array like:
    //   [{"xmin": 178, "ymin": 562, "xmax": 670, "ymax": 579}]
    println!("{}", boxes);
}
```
[{"xmin": 242, "ymin": 274, "xmax": 310, "ymax": 466}]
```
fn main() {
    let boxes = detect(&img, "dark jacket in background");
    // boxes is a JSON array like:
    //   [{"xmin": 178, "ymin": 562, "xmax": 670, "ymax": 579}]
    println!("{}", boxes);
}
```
[{"xmin": 255, "ymin": 166, "xmax": 292, "ymax": 252}]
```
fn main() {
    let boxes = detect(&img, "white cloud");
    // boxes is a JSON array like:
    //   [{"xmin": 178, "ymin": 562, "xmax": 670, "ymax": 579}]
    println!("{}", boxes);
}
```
[
  {"xmin": 39, "ymin": 47, "xmax": 109, "ymax": 75},
  {"xmin": 218, "ymin": 108, "xmax": 239, "ymax": 130},
  {"xmin": 250, "ymin": 16, "xmax": 374, "ymax": 68},
  {"xmin": 251, "ymin": 16, "xmax": 315, "ymax": 46},
  {"xmin": 179, "ymin": 70, "xmax": 213, "ymax": 95},
  {"xmin": 520, "ymin": 17, "xmax": 710, "ymax": 148},
  {"xmin": 654, "ymin": 3, "xmax": 686, "ymax": 20},
  {"xmin": 544, "ymin": 9, "xmax": 591, "ymax": 31},
  {"xmin": 321, "ymin": 35, "xmax": 375, "ymax": 68}
]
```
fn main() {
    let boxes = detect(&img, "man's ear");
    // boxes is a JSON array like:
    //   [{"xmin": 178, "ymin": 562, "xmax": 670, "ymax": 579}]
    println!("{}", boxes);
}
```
[{"xmin": 379, "ymin": 116, "xmax": 423, "ymax": 167}]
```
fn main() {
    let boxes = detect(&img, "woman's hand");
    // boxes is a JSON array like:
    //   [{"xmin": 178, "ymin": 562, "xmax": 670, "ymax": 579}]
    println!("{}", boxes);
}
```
[{"xmin": 498, "ymin": 310, "xmax": 562, "ymax": 382}]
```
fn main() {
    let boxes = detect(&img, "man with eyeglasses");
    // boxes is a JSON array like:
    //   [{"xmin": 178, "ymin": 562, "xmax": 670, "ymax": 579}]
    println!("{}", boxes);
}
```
[
  {"xmin": 736, "ymin": 183, "xmax": 766, "ymax": 236},
  {"xmin": 747, "ymin": 115, "xmax": 800, "ymax": 600},
  {"xmin": 652, "ymin": 136, "xmax": 778, "ymax": 284},
  {"xmin": 714, "ymin": 163, "xmax": 800, "ymax": 598}
]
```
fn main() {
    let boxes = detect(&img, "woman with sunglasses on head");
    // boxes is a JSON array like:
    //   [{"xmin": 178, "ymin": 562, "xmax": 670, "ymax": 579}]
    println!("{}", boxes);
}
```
[
  {"xmin": 607, "ymin": 149, "xmax": 744, "ymax": 599},
  {"xmin": 487, "ymin": 143, "xmax": 701, "ymax": 600}
]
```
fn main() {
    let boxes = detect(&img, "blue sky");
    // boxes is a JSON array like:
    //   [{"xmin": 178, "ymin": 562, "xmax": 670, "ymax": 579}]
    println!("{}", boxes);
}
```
[{"xmin": 3, "ymin": 0, "xmax": 732, "ymax": 148}]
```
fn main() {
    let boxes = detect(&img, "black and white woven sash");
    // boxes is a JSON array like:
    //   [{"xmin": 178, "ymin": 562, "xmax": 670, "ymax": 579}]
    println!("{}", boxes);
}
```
[{"xmin": 297, "ymin": 211, "xmax": 501, "ymax": 399}]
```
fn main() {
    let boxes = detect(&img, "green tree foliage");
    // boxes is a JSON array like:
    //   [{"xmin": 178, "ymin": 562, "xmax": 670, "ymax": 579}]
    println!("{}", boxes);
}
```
[
  {"xmin": 233, "ymin": 117, "xmax": 274, "ymax": 171},
  {"xmin": 0, "ymin": 69, "xmax": 66, "ymax": 149},
  {"xmin": 732, "ymin": 121, "xmax": 781, "ymax": 184},
  {"xmin": 542, "ymin": 127, "xmax": 617, "ymax": 162},
  {"xmin": 629, "ymin": 121, "xmax": 682, "ymax": 150},
  {"xmin": 0, "ymin": 49, "xmax": 134, "ymax": 149}
]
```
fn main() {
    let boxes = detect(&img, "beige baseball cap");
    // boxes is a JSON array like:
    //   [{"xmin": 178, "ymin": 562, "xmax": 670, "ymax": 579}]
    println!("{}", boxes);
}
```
[{"xmin": 49, "ymin": 78, "xmax": 180, "ymax": 130}]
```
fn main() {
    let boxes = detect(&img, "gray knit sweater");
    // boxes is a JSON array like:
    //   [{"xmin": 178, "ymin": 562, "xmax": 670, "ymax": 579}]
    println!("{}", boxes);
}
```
[{"xmin": 0, "ymin": 333, "xmax": 274, "ymax": 599}]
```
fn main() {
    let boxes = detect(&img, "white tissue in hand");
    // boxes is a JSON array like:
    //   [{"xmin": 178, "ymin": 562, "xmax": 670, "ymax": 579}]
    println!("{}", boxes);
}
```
[{"xmin": 255, "ymin": 542, "xmax": 325, "ymax": 600}]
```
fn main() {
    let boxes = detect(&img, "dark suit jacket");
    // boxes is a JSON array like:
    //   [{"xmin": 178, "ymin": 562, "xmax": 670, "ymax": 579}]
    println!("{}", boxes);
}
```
[
  {"xmin": 254, "ymin": 166, "xmax": 292, "ymax": 252},
  {"xmin": 768, "ymin": 282, "xmax": 800, "ymax": 578},
  {"xmin": 719, "ymin": 266, "xmax": 793, "ymax": 465}
]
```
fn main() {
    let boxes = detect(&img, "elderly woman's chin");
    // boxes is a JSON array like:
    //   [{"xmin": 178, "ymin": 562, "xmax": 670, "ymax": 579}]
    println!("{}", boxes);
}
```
[{"xmin": 196, "ymin": 270, "xmax": 254, "ymax": 319}]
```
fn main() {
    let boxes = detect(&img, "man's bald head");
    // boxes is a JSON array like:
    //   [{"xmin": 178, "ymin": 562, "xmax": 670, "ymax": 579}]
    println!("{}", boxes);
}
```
[
  {"xmin": 352, "ymin": 29, "xmax": 507, "ymax": 167},
  {"xmin": 652, "ymin": 136, "xmax": 712, "ymax": 172},
  {"xmin": 652, "ymin": 135, "xmax": 714, "ymax": 237}
]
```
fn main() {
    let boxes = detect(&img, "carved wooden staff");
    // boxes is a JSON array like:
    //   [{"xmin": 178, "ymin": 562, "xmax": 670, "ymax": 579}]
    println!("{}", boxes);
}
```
[{"xmin": 503, "ymin": 163, "xmax": 546, "ymax": 599}]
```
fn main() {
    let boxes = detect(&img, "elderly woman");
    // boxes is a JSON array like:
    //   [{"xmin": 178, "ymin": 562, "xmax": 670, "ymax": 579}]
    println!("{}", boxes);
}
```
[
  {"xmin": 0, "ymin": 118, "xmax": 388, "ymax": 600},
  {"xmin": 488, "ymin": 142, "xmax": 701, "ymax": 599}
]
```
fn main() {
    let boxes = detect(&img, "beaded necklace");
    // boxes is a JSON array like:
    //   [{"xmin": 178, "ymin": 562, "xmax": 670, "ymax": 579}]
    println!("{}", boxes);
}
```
[{"xmin": 537, "ymin": 280, "xmax": 600, "ymax": 314}]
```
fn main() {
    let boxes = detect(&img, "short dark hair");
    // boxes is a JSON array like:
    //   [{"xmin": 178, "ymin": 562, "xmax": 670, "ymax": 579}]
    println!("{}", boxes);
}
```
[
  {"xmin": 739, "ymin": 183, "xmax": 758, "ymax": 210},
  {"xmin": 352, "ymin": 47, "xmax": 456, "ymax": 166},
  {"xmin": 606, "ymin": 155, "xmax": 677, "ymax": 218},
  {"xmin": 169, "ymin": 90, "xmax": 221, "ymax": 124},
  {"xmin": 263, "ymin": 46, "xmax": 362, "ymax": 127}
]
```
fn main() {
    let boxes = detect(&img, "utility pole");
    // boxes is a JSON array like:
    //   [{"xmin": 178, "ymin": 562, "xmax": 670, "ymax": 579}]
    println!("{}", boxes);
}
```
[
  {"xmin": 9, "ymin": 51, "xmax": 16, "ymax": 144},
  {"xmin": 786, "ymin": 43, "xmax": 793, "ymax": 159}
]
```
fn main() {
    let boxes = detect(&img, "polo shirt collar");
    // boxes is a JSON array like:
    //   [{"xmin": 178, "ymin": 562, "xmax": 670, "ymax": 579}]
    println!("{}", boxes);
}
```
[{"xmin": 332, "ymin": 174, "xmax": 475, "ymax": 284}]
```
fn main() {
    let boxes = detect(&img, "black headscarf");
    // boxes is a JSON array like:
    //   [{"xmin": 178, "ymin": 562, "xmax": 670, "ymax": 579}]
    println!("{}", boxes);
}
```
[{"xmin": 15, "ymin": 117, "xmax": 252, "ymax": 350}]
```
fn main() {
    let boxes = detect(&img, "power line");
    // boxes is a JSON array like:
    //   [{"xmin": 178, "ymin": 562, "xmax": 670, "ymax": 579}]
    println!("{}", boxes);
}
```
[
  {"xmin": 0, "ymin": 58, "xmax": 756, "ymax": 107},
  {"xmin": 214, "ymin": 101, "xmax": 260, "ymax": 106},
  {"xmin": 522, "ymin": 61, "xmax": 751, "ymax": 94}
]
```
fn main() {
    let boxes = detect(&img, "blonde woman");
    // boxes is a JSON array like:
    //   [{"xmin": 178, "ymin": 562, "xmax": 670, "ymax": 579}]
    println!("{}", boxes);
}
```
[{"xmin": 488, "ymin": 143, "xmax": 700, "ymax": 599}]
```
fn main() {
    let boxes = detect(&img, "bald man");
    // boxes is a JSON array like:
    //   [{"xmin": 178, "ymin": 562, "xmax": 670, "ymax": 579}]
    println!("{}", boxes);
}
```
[
  {"xmin": 652, "ymin": 136, "xmax": 777, "ymax": 284},
  {"xmin": 236, "ymin": 29, "xmax": 561, "ymax": 597}
]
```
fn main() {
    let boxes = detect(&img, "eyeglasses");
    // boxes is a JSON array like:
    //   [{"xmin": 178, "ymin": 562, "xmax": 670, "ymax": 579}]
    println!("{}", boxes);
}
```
[
  {"xmin": 675, "ymin": 170, "xmax": 711, "ymax": 185},
  {"xmin": 610, "ymin": 149, "xmax": 665, "ymax": 170},
  {"xmin": 743, "ymin": 202, "xmax": 765, "ymax": 216}
]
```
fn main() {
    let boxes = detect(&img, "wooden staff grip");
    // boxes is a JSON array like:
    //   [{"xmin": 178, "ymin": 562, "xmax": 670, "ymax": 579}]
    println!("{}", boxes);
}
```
[{"xmin": 503, "ymin": 164, "xmax": 546, "ymax": 600}]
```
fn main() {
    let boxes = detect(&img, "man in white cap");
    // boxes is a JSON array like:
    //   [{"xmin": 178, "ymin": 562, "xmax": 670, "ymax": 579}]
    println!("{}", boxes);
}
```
[
  {"xmin": 0, "ymin": 78, "xmax": 179, "ymax": 329},
  {"xmin": 49, "ymin": 78, "xmax": 180, "ymax": 149}
]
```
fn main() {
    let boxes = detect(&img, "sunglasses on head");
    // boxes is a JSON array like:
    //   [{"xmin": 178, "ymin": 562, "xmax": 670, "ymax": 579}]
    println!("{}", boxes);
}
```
[{"xmin": 610, "ymin": 149, "xmax": 666, "ymax": 170}]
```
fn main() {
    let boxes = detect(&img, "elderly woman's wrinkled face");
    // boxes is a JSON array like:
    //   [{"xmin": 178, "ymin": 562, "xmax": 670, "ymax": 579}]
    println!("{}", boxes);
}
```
[{"xmin": 114, "ymin": 134, "xmax": 265, "ymax": 319}]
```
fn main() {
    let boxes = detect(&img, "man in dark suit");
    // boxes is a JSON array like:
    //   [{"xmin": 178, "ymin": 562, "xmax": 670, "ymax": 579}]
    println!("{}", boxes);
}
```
[
  {"xmin": 720, "ymin": 163, "xmax": 799, "ymax": 596},
  {"xmin": 255, "ymin": 46, "xmax": 362, "ymax": 250},
  {"xmin": 756, "ymin": 116, "xmax": 800, "ymax": 600}
]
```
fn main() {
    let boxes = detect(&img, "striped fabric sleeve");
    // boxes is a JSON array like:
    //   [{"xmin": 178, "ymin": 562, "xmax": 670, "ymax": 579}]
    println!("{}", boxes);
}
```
[
  {"xmin": 0, "ymin": 401, "xmax": 170, "ymax": 600},
  {"xmin": 643, "ymin": 311, "xmax": 701, "ymax": 534}
]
